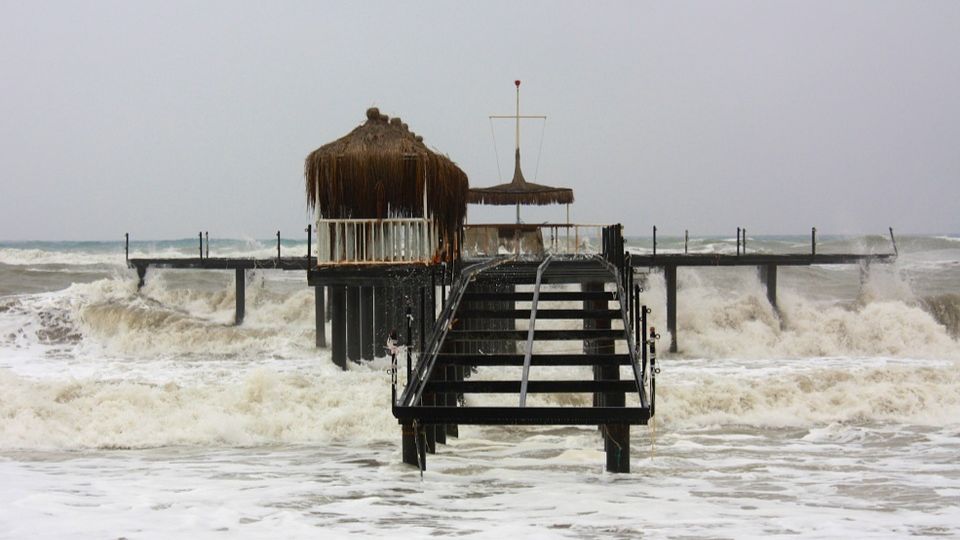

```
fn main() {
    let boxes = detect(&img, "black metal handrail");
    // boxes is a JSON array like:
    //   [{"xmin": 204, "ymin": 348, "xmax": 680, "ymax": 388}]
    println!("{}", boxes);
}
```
[
  {"xmin": 594, "ymin": 251, "xmax": 648, "ymax": 409},
  {"xmin": 519, "ymin": 255, "xmax": 554, "ymax": 407},
  {"xmin": 398, "ymin": 256, "xmax": 509, "ymax": 408}
]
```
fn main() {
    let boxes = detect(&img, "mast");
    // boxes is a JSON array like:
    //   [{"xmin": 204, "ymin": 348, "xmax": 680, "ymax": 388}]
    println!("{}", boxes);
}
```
[{"xmin": 515, "ymin": 80, "xmax": 521, "ymax": 223}]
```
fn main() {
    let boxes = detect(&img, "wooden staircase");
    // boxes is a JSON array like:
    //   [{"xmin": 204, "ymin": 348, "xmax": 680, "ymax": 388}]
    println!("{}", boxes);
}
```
[{"xmin": 392, "ymin": 238, "xmax": 657, "ymax": 473}]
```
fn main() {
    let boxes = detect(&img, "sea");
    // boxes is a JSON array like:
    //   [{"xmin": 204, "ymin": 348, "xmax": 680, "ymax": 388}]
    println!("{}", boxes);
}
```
[{"xmin": 0, "ymin": 234, "xmax": 958, "ymax": 539}]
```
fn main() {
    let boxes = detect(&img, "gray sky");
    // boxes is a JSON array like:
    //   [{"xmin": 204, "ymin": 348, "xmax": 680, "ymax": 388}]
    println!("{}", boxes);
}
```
[{"xmin": 2, "ymin": 0, "xmax": 958, "ymax": 240}]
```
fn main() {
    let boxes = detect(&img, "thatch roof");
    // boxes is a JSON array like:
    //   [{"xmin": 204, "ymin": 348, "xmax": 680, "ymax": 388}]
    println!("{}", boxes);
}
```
[
  {"xmin": 305, "ymin": 108, "xmax": 469, "ymax": 235},
  {"xmin": 468, "ymin": 149, "xmax": 574, "ymax": 206}
]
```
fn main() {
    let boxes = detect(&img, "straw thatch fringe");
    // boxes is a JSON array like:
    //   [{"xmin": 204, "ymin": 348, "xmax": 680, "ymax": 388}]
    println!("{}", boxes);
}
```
[
  {"xmin": 467, "ymin": 149, "xmax": 574, "ymax": 206},
  {"xmin": 467, "ymin": 187, "xmax": 574, "ymax": 206},
  {"xmin": 305, "ymin": 108, "xmax": 469, "ymax": 251}
]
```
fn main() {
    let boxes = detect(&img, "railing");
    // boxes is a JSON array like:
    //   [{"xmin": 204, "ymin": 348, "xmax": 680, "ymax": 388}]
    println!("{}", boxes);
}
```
[
  {"xmin": 462, "ymin": 223, "xmax": 605, "ymax": 258},
  {"xmin": 315, "ymin": 217, "xmax": 439, "ymax": 265}
]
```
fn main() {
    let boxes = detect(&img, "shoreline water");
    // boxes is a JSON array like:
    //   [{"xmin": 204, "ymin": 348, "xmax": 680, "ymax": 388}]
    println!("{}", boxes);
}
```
[{"xmin": 0, "ymin": 235, "xmax": 958, "ymax": 538}]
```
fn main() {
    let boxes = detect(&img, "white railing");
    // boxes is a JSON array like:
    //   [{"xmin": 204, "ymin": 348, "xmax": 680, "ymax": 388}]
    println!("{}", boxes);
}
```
[
  {"xmin": 462, "ymin": 223, "xmax": 604, "ymax": 258},
  {"xmin": 316, "ymin": 217, "xmax": 439, "ymax": 264}
]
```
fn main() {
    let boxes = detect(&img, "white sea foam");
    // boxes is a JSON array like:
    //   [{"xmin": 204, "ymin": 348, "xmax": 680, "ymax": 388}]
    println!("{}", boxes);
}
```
[{"xmin": 0, "ymin": 364, "xmax": 398, "ymax": 451}]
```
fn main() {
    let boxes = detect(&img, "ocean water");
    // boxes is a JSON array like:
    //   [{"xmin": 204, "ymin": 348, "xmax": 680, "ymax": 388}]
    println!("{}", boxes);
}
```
[{"xmin": 0, "ymin": 235, "xmax": 958, "ymax": 539}]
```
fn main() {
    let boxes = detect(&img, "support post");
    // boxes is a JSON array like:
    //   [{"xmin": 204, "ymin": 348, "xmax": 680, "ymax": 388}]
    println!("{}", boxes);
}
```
[
  {"xmin": 136, "ymin": 265, "xmax": 146, "ymax": 290},
  {"xmin": 762, "ymin": 264, "xmax": 778, "ymax": 312},
  {"xmin": 330, "ymin": 286, "xmax": 347, "ymax": 369},
  {"xmin": 665, "ymin": 264, "xmax": 677, "ymax": 353},
  {"xmin": 401, "ymin": 422, "xmax": 419, "ymax": 467},
  {"xmin": 684, "ymin": 230, "xmax": 688, "ymax": 254},
  {"xmin": 652, "ymin": 226, "xmax": 657, "ymax": 257},
  {"xmin": 583, "ymin": 282, "xmax": 605, "ymax": 409},
  {"xmin": 125, "ymin": 233, "xmax": 129, "ymax": 262},
  {"xmin": 374, "ymin": 286, "xmax": 387, "ymax": 357},
  {"xmin": 347, "ymin": 286, "xmax": 361, "ymax": 363},
  {"xmin": 605, "ymin": 424, "xmax": 630, "ymax": 473},
  {"xmin": 361, "ymin": 287, "xmax": 374, "ymax": 360},
  {"xmin": 234, "ymin": 268, "xmax": 245, "ymax": 325},
  {"xmin": 812, "ymin": 227, "xmax": 817, "ymax": 255},
  {"xmin": 314, "ymin": 286, "xmax": 326, "ymax": 348}
]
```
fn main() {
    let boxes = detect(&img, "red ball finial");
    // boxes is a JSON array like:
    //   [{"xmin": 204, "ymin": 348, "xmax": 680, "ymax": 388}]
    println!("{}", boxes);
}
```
[{"xmin": 515, "ymin": 80, "xmax": 521, "ymax": 87}]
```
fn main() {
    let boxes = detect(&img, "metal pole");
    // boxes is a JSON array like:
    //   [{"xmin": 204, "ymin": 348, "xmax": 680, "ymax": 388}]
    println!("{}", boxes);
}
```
[
  {"xmin": 652, "ymin": 226, "xmax": 657, "ymax": 256},
  {"xmin": 205, "ymin": 231, "xmax": 209, "ymax": 258},
  {"xmin": 124, "ymin": 233, "xmax": 129, "ymax": 262},
  {"xmin": 199, "ymin": 232, "xmax": 203, "ymax": 260},
  {"xmin": 889, "ymin": 227, "xmax": 898, "ymax": 256},
  {"xmin": 742, "ymin": 228, "xmax": 746, "ymax": 254},
  {"xmin": 812, "ymin": 227, "xmax": 817, "ymax": 255},
  {"xmin": 277, "ymin": 230, "xmax": 281, "ymax": 263},
  {"xmin": 684, "ymin": 230, "xmax": 688, "ymax": 254},
  {"xmin": 736, "ymin": 227, "xmax": 741, "ymax": 256}
]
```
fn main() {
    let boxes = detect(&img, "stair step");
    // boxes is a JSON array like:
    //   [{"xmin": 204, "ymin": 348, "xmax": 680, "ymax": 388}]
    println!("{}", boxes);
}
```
[
  {"xmin": 461, "ymin": 291, "xmax": 617, "ymax": 302},
  {"xmin": 457, "ymin": 309, "xmax": 620, "ymax": 320},
  {"xmin": 447, "ymin": 329, "xmax": 624, "ymax": 341},
  {"xmin": 435, "ymin": 354, "xmax": 631, "ymax": 366},
  {"xmin": 424, "ymin": 380, "xmax": 638, "ymax": 394},
  {"xmin": 393, "ymin": 405, "xmax": 650, "ymax": 425},
  {"xmin": 472, "ymin": 274, "xmax": 615, "ymax": 285}
]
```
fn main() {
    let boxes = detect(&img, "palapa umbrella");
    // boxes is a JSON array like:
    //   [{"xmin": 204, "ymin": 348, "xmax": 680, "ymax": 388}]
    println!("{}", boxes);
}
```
[
  {"xmin": 304, "ymin": 108, "xmax": 470, "ymax": 256},
  {"xmin": 468, "ymin": 81, "xmax": 574, "ymax": 223}
]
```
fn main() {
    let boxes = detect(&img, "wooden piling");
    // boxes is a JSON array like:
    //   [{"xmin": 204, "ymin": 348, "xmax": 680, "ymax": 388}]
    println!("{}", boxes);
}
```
[
  {"xmin": 583, "ymin": 282, "xmax": 603, "ymax": 408},
  {"xmin": 605, "ymin": 424, "xmax": 630, "ymax": 473},
  {"xmin": 136, "ymin": 265, "xmax": 147, "ymax": 290},
  {"xmin": 762, "ymin": 264, "xmax": 778, "ymax": 312},
  {"xmin": 314, "ymin": 286, "xmax": 326, "ymax": 347},
  {"xmin": 401, "ymin": 422, "xmax": 419, "ymax": 467},
  {"xmin": 347, "ymin": 286, "xmax": 361, "ymax": 363},
  {"xmin": 361, "ymin": 287, "xmax": 374, "ymax": 361},
  {"xmin": 665, "ymin": 264, "xmax": 677, "ymax": 353},
  {"xmin": 374, "ymin": 286, "xmax": 387, "ymax": 358},
  {"xmin": 235, "ymin": 268, "xmax": 245, "ymax": 325},
  {"xmin": 330, "ymin": 286, "xmax": 347, "ymax": 370}
]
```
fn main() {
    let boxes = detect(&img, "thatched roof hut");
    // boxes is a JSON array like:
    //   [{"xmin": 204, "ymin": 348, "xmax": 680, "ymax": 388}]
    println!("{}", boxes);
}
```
[{"xmin": 305, "ymin": 108, "xmax": 469, "ymax": 249}]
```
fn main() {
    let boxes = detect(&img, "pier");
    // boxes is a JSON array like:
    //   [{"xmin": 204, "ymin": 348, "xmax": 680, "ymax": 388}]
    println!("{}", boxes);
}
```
[
  {"xmin": 631, "ymin": 228, "xmax": 897, "ymax": 352},
  {"xmin": 123, "ymin": 103, "xmax": 897, "ymax": 472}
]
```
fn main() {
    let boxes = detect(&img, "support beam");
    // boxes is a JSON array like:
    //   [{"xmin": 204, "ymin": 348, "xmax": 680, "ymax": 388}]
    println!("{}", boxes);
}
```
[
  {"xmin": 361, "ymin": 287, "xmax": 374, "ymax": 360},
  {"xmin": 347, "ymin": 286, "xmax": 361, "ymax": 363},
  {"xmin": 330, "ymin": 286, "xmax": 346, "ymax": 370},
  {"xmin": 235, "ymin": 268, "xmax": 245, "ymax": 325},
  {"xmin": 665, "ymin": 265, "xmax": 677, "ymax": 353},
  {"xmin": 314, "ymin": 286, "xmax": 325, "ymax": 347}
]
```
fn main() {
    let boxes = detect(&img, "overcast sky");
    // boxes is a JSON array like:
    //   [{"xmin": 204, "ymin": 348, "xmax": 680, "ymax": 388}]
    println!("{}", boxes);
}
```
[{"xmin": 1, "ymin": 0, "xmax": 958, "ymax": 240}]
